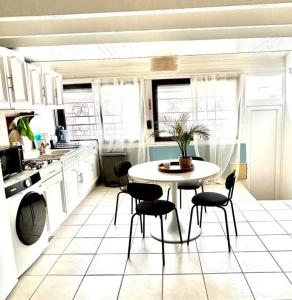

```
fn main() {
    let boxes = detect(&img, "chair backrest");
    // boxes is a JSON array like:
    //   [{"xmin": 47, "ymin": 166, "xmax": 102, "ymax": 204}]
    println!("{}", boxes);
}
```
[
  {"xmin": 225, "ymin": 170, "xmax": 236, "ymax": 200},
  {"xmin": 191, "ymin": 156, "xmax": 204, "ymax": 161},
  {"xmin": 113, "ymin": 160, "xmax": 132, "ymax": 188},
  {"xmin": 127, "ymin": 183, "xmax": 163, "ymax": 201}
]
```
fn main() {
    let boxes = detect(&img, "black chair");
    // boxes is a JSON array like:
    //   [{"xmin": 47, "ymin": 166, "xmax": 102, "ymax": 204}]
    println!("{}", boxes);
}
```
[
  {"xmin": 187, "ymin": 171, "xmax": 237, "ymax": 251},
  {"xmin": 113, "ymin": 160, "xmax": 134, "ymax": 225},
  {"xmin": 127, "ymin": 183, "xmax": 182, "ymax": 266},
  {"xmin": 166, "ymin": 156, "xmax": 205, "ymax": 209}
]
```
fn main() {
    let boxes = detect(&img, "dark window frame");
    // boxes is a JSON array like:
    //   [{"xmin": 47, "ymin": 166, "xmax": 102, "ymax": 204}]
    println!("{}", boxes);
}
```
[{"xmin": 152, "ymin": 78, "xmax": 191, "ymax": 142}]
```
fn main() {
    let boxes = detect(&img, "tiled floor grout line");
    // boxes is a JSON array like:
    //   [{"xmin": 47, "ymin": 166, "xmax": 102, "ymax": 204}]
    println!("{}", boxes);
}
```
[
  {"xmin": 195, "ymin": 239, "xmax": 210, "ymax": 300},
  {"xmin": 229, "ymin": 197, "xmax": 292, "ymax": 289},
  {"xmin": 11, "ymin": 184, "xmax": 292, "ymax": 300},
  {"xmin": 27, "ymin": 192, "xmax": 107, "ymax": 300},
  {"xmin": 72, "ymin": 190, "xmax": 136, "ymax": 300},
  {"xmin": 117, "ymin": 221, "xmax": 140, "ymax": 300},
  {"xmin": 211, "ymin": 206, "xmax": 255, "ymax": 299},
  {"xmin": 252, "ymin": 202, "xmax": 292, "ymax": 286}
]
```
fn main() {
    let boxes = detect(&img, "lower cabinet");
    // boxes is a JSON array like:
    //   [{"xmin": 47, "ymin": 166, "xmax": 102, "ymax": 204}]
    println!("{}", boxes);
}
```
[
  {"xmin": 63, "ymin": 160, "xmax": 80, "ymax": 214},
  {"xmin": 42, "ymin": 171, "xmax": 67, "ymax": 236}
]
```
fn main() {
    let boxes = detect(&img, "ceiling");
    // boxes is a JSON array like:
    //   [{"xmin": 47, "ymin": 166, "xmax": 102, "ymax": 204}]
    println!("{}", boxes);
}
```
[
  {"xmin": 1, "ymin": 1, "xmax": 292, "ymax": 63},
  {"xmin": 14, "ymin": 38, "xmax": 292, "ymax": 62}
]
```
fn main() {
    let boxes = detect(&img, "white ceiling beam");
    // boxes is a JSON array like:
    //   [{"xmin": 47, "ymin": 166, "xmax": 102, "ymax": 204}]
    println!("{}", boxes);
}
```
[
  {"xmin": 2, "ymin": 26, "xmax": 292, "ymax": 48},
  {"xmin": 1, "ymin": 0, "xmax": 292, "ymax": 17},
  {"xmin": 1, "ymin": 6, "xmax": 292, "ymax": 37}
]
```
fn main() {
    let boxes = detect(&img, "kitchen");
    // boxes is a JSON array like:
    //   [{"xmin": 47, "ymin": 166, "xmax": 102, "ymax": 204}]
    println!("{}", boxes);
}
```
[{"xmin": 1, "ymin": 1, "xmax": 292, "ymax": 300}]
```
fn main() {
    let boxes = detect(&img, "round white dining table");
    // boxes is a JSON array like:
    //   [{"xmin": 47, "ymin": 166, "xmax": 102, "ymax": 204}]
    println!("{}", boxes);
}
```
[{"xmin": 128, "ymin": 159, "xmax": 220, "ymax": 243}]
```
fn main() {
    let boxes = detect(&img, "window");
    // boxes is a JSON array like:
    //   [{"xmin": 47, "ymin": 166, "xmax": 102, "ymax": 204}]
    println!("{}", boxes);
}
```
[
  {"xmin": 195, "ymin": 76, "xmax": 238, "ymax": 138},
  {"xmin": 63, "ymin": 80, "xmax": 142, "ymax": 142},
  {"xmin": 98, "ymin": 81, "xmax": 141, "ymax": 141},
  {"xmin": 63, "ymin": 84, "xmax": 100, "ymax": 141},
  {"xmin": 153, "ymin": 79, "xmax": 193, "ymax": 141},
  {"xmin": 152, "ymin": 77, "xmax": 239, "ymax": 141}
]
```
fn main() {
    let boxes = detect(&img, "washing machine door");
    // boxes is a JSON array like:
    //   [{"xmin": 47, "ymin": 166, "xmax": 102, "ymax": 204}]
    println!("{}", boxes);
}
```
[{"xmin": 16, "ymin": 192, "xmax": 47, "ymax": 245}]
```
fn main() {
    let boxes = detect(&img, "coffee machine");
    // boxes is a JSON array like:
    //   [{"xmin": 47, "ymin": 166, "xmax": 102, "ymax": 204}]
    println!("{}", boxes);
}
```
[{"xmin": 55, "ymin": 126, "xmax": 70, "ymax": 143}]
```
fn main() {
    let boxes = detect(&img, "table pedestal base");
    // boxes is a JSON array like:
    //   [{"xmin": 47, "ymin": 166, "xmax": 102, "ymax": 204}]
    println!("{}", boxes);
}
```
[{"xmin": 151, "ymin": 212, "xmax": 201, "ymax": 244}]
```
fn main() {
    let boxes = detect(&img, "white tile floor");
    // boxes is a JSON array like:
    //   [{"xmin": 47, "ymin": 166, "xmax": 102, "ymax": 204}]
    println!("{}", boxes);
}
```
[{"xmin": 7, "ymin": 182, "xmax": 292, "ymax": 300}]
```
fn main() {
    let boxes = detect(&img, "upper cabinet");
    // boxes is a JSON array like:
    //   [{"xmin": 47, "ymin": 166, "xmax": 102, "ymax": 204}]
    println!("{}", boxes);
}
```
[
  {"xmin": 43, "ymin": 71, "xmax": 55, "ymax": 106},
  {"xmin": 0, "ymin": 47, "xmax": 64, "ymax": 110},
  {"xmin": 7, "ymin": 55, "xmax": 31, "ymax": 109},
  {"xmin": 54, "ymin": 74, "xmax": 64, "ymax": 106},
  {"xmin": 0, "ymin": 54, "xmax": 10, "ymax": 109},
  {"xmin": 27, "ymin": 64, "xmax": 44, "ymax": 107},
  {"xmin": 43, "ymin": 71, "xmax": 64, "ymax": 107}
]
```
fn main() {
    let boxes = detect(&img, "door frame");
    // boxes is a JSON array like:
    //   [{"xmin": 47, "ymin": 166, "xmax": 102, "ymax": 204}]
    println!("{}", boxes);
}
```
[{"xmin": 246, "ymin": 105, "xmax": 283, "ymax": 200}]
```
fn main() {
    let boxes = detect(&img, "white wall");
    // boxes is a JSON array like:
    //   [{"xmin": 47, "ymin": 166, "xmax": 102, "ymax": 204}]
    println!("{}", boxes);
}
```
[
  {"xmin": 281, "ymin": 52, "xmax": 292, "ymax": 199},
  {"xmin": 0, "ymin": 111, "xmax": 9, "ymax": 145},
  {"xmin": 0, "ymin": 109, "xmax": 56, "ymax": 147}
]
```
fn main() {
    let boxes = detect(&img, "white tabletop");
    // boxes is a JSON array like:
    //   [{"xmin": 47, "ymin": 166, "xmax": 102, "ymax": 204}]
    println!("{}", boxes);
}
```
[{"xmin": 128, "ymin": 159, "xmax": 220, "ymax": 183}]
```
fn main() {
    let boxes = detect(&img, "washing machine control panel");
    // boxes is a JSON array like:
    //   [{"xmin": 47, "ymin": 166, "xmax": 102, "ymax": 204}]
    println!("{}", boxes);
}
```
[
  {"xmin": 5, "ymin": 172, "xmax": 41, "ymax": 199},
  {"xmin": 23, "ymin": 179, "xmax": 31, "ymax": 188}
]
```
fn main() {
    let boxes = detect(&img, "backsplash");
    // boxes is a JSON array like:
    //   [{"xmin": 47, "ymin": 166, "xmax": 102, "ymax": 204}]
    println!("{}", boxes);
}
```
[
  {"xmin": 0, "ymin": 111, "xmax": 10, "ymax": 145},
  {"xmin": 0, "ymin": 109, "xmax": 56, "ymax": 147}
]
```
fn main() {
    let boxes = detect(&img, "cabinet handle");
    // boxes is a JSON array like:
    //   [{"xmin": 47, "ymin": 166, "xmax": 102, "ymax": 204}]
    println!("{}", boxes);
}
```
[{"xmin": 7, "ymin": 76, "xmax": 13, "ymax": 89}]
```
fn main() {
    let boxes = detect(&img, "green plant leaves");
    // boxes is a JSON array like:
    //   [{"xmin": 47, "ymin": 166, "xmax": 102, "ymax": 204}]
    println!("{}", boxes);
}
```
[
  {"xmin": 153, "ymin": 112, "xmax": 210, "ymax": 158},
  {"xmin": 17, "ymin": 117, "xmax": 35, "ymax": 141}
]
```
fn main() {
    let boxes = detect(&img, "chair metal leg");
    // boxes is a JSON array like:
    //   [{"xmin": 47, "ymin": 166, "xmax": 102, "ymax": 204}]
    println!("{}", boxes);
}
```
[
  {"xmin": 159, "ymin": 215, "xmax": 165, "ymax": 266},
  {"xmin": 114, "ymin": 192, "xmax": 122, "ymax": 225},
  {"xmin": 131, "ymin": 196, "xmax": 133, "ymax": 214},
  {"xmin": 194, "ymin": 189, "xmax": 197, "ymax": 195},
  {"xmin": 128, "ymin": 213, "xmax": 137, "ymax": 259},
  {"xmin": 204, "ymin": 206, "xmax": 207, "ymax": 213},
  {"xmin": 199, "ymin": 206, "xmax": 203, "ymax": 227},
  {"xmin": 166, "ymin": 187, "xmax": 170, "ymax": 201},
  {"xmin": 135, "ymin": 198, "xmax": 143, "ymax": 233},
  {"xmin": 174, "ymin": 208, "xmax": 182, "ymax": 243},
  {"xmin": 187, "ymin": 205, "xmax": 195, "ymax": 245},
  {"xmin": 219, "ymin": 206, "xmax": 231, "ymax": 252},
  {"xmin": 143, "ymin": 214, "xmax": 146, "ymax": 238},
  {"xmin": 196, "ymin": 205, "xmax": 199, "ymax": 225},
  {"xmin": 179, "ymin": 189, "xmax": 182, "ymax": 209},
  {"xmin": 230, "ymin": 201, "xmax": 238, "ymax": 236},
  {"xmin": 201, "ymin": 185, "xmax": 204, "ymax": 193}
]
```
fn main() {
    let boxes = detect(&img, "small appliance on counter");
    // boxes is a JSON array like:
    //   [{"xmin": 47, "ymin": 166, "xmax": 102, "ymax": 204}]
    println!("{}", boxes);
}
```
[
  {"xmin": 55, "ymin": 126, "xmax": 70, "ymax": 143},
  {"xmin": 0, "ymin": 145, "xmax": 24, "ymax": 180},
  {"xmin": 54, "ymin": 126, "xmax": 79, "ymax": 149}
]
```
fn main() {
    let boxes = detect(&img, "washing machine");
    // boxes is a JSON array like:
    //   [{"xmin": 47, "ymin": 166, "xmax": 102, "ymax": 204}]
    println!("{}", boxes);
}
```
[{"xmin": 4, "ymin": 170, "xmax": 48, "ymax": 277}]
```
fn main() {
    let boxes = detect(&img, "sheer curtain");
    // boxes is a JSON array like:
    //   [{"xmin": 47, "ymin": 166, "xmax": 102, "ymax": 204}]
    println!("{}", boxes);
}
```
[
  {"xmin": 92, "ymin": 78, "xmax": 148, "ymax": 165},
  {"xmin": 191, "ymin": 74, "xmax": 244, "ymax": 181}
]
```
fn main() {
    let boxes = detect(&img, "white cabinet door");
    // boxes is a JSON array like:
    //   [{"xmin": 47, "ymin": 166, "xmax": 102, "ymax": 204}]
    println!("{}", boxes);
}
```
[
  {"xmin": 55, "ymin": 74, "xmax": 64, "ymax": 106},
  {"xmin": 63, "ymin": 163, "xmax": 80, "ymax": 213},
  {"xmin": 78, "ymin": 158, "xmax": 92, "ymax": 199},
  {"xmin": 0, "ymin": 55, "xmax": 10, "ymax": 109},
  {"xmin": 28, "ymin": 64, "xmax": 44, "ymax": 106},
  {"xmin": 89, "ymin": 151, "xmax": 99, "ymax": 183},
  {"xmin": 247, "ymin": 106, "xmax": 283, "ymax": 200},
  {"xmin": 7, "ymin": 56, "xmax": 31, "ymax": 108},
  {"xmin": 43, "ymin": 72, "xmax": 55, "ymax": 105},
  {"xmin": 43, "ymin": 172, "xmax": 67, "ymax": 236}
]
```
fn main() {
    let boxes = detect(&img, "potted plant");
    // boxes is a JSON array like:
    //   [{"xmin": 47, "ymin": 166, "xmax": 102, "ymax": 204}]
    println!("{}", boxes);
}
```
[{"xmin": 153, "ymin": 113, "xmax": 210, "ymax": 169}]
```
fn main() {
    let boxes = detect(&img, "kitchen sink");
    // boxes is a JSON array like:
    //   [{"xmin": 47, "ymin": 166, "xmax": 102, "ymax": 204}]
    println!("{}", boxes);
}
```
[
  {"xmin": 37, "ymin": 149, "xmax": 74, "ymax": 160},
  {"xmin": 50, "ymin": 149, "xmax": 72, "ymax": 155}
]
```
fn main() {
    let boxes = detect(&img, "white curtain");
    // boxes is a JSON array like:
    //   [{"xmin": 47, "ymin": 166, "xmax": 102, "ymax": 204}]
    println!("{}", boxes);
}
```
[
  {"xmin": 191, "ymin": 74, "xmax": 244, "ymax": 181},
  {"xmin": 92, "ymin": 78, "xmax": 148, "ymax": 165}
]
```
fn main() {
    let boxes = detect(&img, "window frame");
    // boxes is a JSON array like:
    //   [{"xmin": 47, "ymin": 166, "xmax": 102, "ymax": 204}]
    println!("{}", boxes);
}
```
[{"xmin": 152, "ymin": 78, "xmax": 191, "ymax": 142}]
